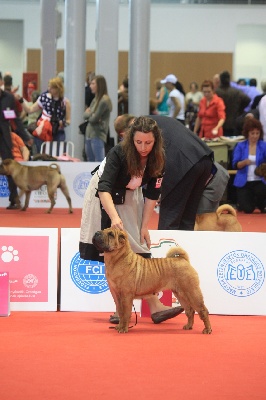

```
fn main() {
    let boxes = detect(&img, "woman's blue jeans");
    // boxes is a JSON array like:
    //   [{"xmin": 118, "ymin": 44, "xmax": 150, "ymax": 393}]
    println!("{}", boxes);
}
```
[{"xmin": 85, "ymin": 137, "xmax": 105, "ymax": 162}]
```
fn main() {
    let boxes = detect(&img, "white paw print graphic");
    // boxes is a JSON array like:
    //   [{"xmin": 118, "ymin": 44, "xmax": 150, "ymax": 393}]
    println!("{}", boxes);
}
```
[{"xmin": 1, "ymin": 246, "xmax": 19, "ymax": 262}]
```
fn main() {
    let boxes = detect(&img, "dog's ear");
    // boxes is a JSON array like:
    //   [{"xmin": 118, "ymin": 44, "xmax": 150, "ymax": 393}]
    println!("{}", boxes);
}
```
[
  {"xmin": 3, "ymin": 159, "xmax": 11, "ymax": 166},
  {"xmin": 118, "ymin": 231, "xmax": 127, "ymax": 244}
]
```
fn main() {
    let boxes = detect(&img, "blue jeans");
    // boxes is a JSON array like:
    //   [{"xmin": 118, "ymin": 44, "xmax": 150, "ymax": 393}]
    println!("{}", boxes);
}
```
[{"xmin": 85, "ymin": 137, "xmax": 105, "ymax": 162}]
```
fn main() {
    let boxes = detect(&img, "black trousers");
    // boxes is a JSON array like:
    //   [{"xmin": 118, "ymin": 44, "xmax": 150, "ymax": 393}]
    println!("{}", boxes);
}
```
[
  {"xmin": 159, "ymin": 156, "xmax": 213, "ymax": 230},
  {"xmin": 237, "ymin": 181, "xmax": 266, "ymax": 213}
]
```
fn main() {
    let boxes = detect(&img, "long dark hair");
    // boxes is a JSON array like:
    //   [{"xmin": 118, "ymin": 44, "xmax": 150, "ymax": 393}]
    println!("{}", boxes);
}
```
[
  {"xmin": 92, "ymin": 75, "xmax": 112, "ymax": 112},
  {"xmin": 121, "ymin": 116, "xmax": 165, "ymax": 177}
]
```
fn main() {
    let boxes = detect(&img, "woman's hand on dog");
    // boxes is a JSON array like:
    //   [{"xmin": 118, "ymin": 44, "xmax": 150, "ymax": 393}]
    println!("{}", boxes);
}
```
[{"xmin": 140, "ymin": 227, "xmax": 151, "ymax": 249}]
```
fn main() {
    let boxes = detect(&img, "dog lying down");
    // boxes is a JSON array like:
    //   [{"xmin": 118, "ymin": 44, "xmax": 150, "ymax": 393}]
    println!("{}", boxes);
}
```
[
  {"xmin": 92, "ymin": 228, "xmax": 212, "ymax": 334},
  {"xmin": 0, "ymin": 159, "xmax": 73, "ymax": 214},
  {"xmin": 195, "ymin": 204, "xmax": 242, "ymax": 232}
]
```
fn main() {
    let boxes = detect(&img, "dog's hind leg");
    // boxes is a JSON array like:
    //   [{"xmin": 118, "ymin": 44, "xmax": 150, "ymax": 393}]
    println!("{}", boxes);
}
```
[
  {"xmin": 115, "ymin": 295, "xmax": 133, "ymax": 334},
  {"xmin": 184, "ymin": 290, "xmax": 212, "ymax": 334},
  {"xmin": 59, "ymin": 177, "xmax": 73, "ymax": 214},
  {"xmin": 194, "ymin": 305, "xmax": 212, "ymax": 334},
  {"xmin": 173, "ymin": 291, "xmax": 195, "ymax": 331},
  {"xmin": 46, "ymin": 188, "xmax": 56, "ymax": 213}
]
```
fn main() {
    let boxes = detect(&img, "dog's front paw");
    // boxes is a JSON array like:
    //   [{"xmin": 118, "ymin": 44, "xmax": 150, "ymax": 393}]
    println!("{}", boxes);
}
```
[
  {"xmin": 183, "ymin": 324, "xmax": 193, "ymax": 330},
  {"xmin": 115, "ymin": 324, "xmax": 129, "ymax": 333}
]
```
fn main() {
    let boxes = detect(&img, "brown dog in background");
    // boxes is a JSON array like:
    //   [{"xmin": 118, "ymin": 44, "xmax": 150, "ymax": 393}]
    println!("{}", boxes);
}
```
[
  {"xmin": 255, "ymin": 163, "xmax": 266, "ymax": 179},
  {"xmin": 0, "ymin": 159, "xmax": 73, "ymax": 213},
  {"xmin": 92, "ymin": 228, "xmax": 212, "ymax": 335},
  {"xmin": 195, "ymin": 204, "xmax": 242, "ymax": 232}
]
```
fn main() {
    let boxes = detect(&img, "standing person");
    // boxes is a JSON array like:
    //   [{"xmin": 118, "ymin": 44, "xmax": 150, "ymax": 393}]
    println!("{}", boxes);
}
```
[
  {"xmin": 232, "ymin": 118, "xmax": 266, "ymax": 214},
  {"xmin": 85, "ymin": 71, "xmax": 95, "ymax": 108},
  {"xmin": 111, "ymin": 114, "xmax": 215, "ymax": 231},
  {"xmin": 0, "ymin": 87, "xmax": 19, "ymax": 209},
  {"xmin": 16, "ymin": 77, "xmax": 71, "ymax": 152},
  {"xmin": 258, "ymin": 94, "xmax": 266, "ymax": 141},
  {"xmin": 154, "ymin": 79, "xmax": 169, "ymax": 115},
  {"xmin": 80, "ymin": 116, "xmax": 184, "ymax": 324},
  {"xmin": 151, "ymin": 115, "xmax": 215, "ymax": 230},
  {"xmin": 84, "ymin": 75, "xmax": 112, "ymax": 162},
  {"xmin": 160, "ymin": 74, "xmax": 185, "ymax": 124},
  {"xmin": 216, "ymin": 71, "xmax": 250, "ymax": 136},
  {"xmin": 194, "ymin": 80, "xmax": 225, "ymax": 139}
]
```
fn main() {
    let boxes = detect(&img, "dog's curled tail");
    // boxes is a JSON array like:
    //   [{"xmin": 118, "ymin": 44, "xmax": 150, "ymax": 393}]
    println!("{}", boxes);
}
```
[
  {"xmin": 216, "ymin": 204, "xmax": 237, "ymax": 217},
  {"xmin": 49, "ymin": 163, "xmax": 61, "ymax": 174},
  {"xmin": 166, "ymin": 246, "xmax": 190, "ymax": 262}
]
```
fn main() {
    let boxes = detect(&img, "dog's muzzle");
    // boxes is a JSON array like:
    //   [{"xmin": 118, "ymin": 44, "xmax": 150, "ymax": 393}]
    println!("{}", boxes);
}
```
[{"xmin": 92, "ymin": 231, "xmax": 108, "ymax": 252}]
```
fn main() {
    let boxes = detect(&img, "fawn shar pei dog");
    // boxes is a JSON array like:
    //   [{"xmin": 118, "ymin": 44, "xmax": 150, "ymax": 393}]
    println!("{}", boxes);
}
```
[
  {"xmin": 195, "ymin": 204, "xmax": 242, "ymax": 232},
  {"xmin": 92, "ymin": 228, "xmax": 212, "ymax": 334},
  {"xmin": 0, "ymin": 159, "xmax": 73, "ymax": 213}
]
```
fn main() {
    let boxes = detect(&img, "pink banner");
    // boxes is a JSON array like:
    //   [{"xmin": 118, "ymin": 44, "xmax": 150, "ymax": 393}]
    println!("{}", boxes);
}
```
[
  {"xmin": 0, "ymin": 271, "xmax": 10, "ymax": 316},
  {"xmin": 0, "ymin": 236, "xmax": 49, "ymax": 302}
]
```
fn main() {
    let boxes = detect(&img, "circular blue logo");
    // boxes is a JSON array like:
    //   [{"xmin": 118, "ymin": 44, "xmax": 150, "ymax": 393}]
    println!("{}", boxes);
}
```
[
  {"xmin": 0, "ymin": 175, "xmax": 9, "ymax": 198},
  {"xmin": 217, "ymin": 250, "xmax": 265, "ymax": 297},
  {"xmin": 73, "ymin": 172, "xmax": 92, "ymax": 198},
  {"xmin": 70, "ymin": 252, "xmax": 109, "ymax": 294}
]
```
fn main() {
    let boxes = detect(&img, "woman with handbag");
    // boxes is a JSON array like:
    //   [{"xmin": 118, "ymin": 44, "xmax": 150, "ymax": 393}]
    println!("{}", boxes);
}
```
[
  {"xmin": 80, "ymin": 116, "xmax": 184, "ymax": 324},
  {"xmin": 16, "ymin": 77, "xmax": 71, "ymax": 152},
  {"xmin": 83, "ymin": 75, "xmax": 112, "ymax": 162}
]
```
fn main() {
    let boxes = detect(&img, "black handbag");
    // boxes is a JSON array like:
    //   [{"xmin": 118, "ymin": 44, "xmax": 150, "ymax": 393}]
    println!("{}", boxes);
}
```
[
  {"xmin": 79, "ymin": 120, "xmax": 88, "ymax": 135},
  {"xmin": 111, "ymin": 188, "xmax": 126, "ymax": 204}
]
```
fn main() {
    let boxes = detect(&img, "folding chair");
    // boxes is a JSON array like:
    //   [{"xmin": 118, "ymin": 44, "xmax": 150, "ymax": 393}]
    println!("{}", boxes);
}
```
[{"xmin": 40, "ymin": 141, "xmax": 75, "ymax": 158}]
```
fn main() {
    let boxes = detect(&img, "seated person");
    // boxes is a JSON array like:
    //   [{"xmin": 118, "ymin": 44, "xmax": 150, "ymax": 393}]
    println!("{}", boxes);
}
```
[
  {"xmin": 232, "ymin": 118, "xmax": 266, "ymax": 213},
  {"xmin": 11, "ymin": 131, "xmax": 30, "ymax": 161}
]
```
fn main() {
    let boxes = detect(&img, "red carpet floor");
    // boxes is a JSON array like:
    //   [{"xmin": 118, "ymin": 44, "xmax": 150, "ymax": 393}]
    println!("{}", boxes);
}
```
[
  {"xmin": 1, "ymin": 312, "xmax": 266, "ymax": 400},
  {"xmin": 1, "ymin": 207, "xmax": 266, "ymax": 399}
]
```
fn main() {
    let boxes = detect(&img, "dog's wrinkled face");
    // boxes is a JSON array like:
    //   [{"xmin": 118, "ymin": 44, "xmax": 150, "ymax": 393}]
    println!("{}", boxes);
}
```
[
  {"xmin": 255, "ymin": 163, "xmax": 266, "ymax": 178},
  {"xmin": 92, "ymin": 228, "xmax": 127, "ymax": 253}
]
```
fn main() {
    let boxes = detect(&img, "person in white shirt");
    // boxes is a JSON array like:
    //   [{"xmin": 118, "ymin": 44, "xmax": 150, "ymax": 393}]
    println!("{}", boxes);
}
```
[
  {"xmin": 259, "ymin": 94, "xmax": 266, "ymax": 141},
  {"xmin": 160, "ymin": 74, "xmax": 185, "ymax": 124}
]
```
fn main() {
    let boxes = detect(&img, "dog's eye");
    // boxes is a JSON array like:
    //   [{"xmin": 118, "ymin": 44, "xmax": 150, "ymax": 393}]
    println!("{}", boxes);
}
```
[
  {"xmin": 108, "ymin": 232, "xmax": 115, "ymax": 238},
  {"xmin": 119, "ymin": 234, "xmax": 126, "ymax": 240}
]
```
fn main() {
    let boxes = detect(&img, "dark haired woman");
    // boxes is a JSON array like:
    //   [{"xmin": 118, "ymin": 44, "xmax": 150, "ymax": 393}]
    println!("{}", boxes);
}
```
[
  {"xmin": 232, "ymin": 118, "xmax": 266, "ymax": 213},
  {"xmin": 80, "ymin": 116, "xmax": 183, "ymax": 324},
  {"xmin": 84, "ymin": 75, "xmax": 112, "ymax": 162}
]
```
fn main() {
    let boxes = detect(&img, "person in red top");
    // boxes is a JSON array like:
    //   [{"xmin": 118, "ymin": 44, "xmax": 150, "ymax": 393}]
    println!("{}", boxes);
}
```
[
  {"xmin": 194, "ymin": 80, "xmax": 225, "ymax": 139},
  {"xmin": 11, "ymin": 132, "xmax": 30, "ymax": 161}
]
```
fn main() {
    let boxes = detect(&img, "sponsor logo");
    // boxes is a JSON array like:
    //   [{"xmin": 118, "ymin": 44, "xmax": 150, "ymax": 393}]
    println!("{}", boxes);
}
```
[
  {"xmin": 23, "ymin": 274, "xmax": 38, "ymax": 288},
  {"xmin": 73, "ymin": 172, "xmax": 92, "ymax": 198},
  {"xmin": 70, "ymin": 252, "xmax": 109, "ymax": 294},
  {"xmin": 217, "ymin": 250, "xmax": 265, "ymax": 297},
  {"xmin": 0, "ymin": 175, "xmax": 9, "ymax": 198}
]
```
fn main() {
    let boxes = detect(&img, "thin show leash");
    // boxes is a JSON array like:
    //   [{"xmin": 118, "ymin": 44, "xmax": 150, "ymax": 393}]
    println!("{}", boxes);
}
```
[{"xmin": 109, "ymin": 303, "xmax": 138, "ymax": 330}]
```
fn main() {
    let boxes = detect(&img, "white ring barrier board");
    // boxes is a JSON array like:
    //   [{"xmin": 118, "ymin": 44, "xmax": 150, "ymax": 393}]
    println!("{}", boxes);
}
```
[
  {"xmin": 60, "ymin": 229, "xmax": 266, "ymax": 315},
  {"xmin": 0, "ymin": 161, "xmax": 99, "ymax": 209},
  {"xmin": 0, "ymin": 228, "xmax": 58, "ymax": 311}
]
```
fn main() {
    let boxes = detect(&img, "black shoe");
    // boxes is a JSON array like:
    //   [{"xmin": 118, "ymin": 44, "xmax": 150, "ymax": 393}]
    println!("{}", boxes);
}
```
[
  {"xmin": 109, "ymin": 314, "xmax": 119, "ymax": 324},
  {"xmin": 151, "ymin": 306, "xmax": 184, "ymax": 324},
  {"xmin": 6, "ymin": 203, "xmax": 20, "ymax": 210}
]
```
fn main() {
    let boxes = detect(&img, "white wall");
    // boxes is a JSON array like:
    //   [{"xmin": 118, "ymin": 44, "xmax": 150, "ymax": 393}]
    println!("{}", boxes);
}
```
[{"xmin": 1, "ymin": 3, "xmax": 266, "ymax": 86}]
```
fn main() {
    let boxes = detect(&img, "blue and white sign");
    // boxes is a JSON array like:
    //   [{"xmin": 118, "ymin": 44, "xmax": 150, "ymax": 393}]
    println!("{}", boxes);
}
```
[{"xmin": 60, "ymin": 229, "xmax": 266, "ymax": 315}]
